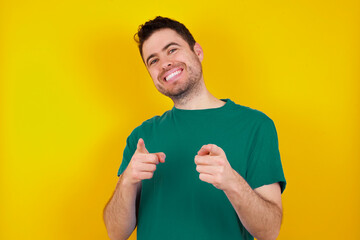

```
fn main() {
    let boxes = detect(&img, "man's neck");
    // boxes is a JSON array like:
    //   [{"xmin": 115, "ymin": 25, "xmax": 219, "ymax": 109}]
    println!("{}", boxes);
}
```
[{"xmin": 172, "ymin": 85, "xmax": 225, "ymax": 110}]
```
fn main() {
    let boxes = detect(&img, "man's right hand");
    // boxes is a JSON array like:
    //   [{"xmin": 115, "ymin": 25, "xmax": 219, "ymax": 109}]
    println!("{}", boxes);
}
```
[{"xmin": 122, "ymin": 138, "xmax": 166, "ymax": 185}]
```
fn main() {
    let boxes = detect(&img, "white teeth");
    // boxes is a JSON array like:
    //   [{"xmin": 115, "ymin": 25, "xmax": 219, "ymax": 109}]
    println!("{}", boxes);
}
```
[{"xmin": 165, "ymin": 70, "xmax": 181, "ymax": 81}]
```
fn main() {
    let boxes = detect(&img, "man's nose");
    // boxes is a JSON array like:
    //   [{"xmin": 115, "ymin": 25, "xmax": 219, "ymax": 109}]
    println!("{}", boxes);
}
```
[{"xmin": 161, "ymin": 59, "xmax": 172, "ymax": 69}]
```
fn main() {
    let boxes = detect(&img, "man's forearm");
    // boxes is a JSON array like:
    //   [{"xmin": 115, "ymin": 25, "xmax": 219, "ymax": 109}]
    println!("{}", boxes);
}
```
[
  {"xmin": 224, "ymin": 170, "xmax": 282, "ymax": 240},
  {"xmin": 103, "ymin": 174, "xmax": 140, "ymax": 240}
]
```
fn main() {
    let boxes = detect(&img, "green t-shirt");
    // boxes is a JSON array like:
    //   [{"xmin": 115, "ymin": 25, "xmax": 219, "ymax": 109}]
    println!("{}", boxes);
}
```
[{"xmin": 118, "ymin": 99, "xmax": 286, "ymax": 240}]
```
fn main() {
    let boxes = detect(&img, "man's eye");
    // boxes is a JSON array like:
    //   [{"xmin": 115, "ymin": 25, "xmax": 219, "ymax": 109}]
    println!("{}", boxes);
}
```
[
  {"xmin": 169, "ymin": 48, "xmax": 177, "ymax": 54},
  {"xmin": 149, "ymin": 59, "xmax": 158, "ymax": 65}
]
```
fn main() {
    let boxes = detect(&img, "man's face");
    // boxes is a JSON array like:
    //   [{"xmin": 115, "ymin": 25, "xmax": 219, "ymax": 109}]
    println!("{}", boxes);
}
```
[{"xmin": 142, "ymin": 28, "xmax": 204, "ymax": 100}]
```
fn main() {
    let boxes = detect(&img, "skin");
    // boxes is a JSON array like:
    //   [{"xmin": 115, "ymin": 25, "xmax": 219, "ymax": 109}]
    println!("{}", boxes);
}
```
[
  {"xmin": 104, "ymin": 28, "xmax": 283, "ymax": 240},
  {"xmin": 142, "ymin": 28, "xmax": 224, "ymax": 110}
]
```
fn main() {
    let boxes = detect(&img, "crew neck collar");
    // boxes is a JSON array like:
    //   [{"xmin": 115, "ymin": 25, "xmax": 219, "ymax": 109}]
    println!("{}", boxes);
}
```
[{"xmin": 172, "ymin": 99, "xmax": 232, "ymax": 114}]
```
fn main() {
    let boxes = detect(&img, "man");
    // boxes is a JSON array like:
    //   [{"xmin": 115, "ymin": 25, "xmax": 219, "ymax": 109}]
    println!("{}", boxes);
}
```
[{"xmin": 103, "ymin": 16, "xmax": 286, "ymax": 240}]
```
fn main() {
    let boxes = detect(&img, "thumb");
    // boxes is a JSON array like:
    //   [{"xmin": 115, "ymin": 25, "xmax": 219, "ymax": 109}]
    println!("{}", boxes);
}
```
[{"xmin": 136, "ymin": 138, "xmax": 149, "ymax": 154}]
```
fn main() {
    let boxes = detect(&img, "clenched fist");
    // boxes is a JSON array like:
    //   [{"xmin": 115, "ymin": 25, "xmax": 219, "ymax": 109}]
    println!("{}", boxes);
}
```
[
  {"xmin": 123, "ymin": 138, "xmax": 166, "ymax": 185},
  {"xmin": 195, "ymin": 144, "xmax": 237, "ymax": 191}
]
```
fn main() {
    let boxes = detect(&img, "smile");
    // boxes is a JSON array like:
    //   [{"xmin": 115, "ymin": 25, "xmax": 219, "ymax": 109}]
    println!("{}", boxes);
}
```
[{"xmin": 164, "ymin": 69, "xmax": 183, "ymax": 82}]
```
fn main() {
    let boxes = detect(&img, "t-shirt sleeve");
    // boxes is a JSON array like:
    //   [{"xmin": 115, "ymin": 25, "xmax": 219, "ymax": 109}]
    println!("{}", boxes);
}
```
[
  {"xmin": 117, "ymin": 129, "xmax": 138, "ymax": 177},
  {"xmin": 246, "ymin": 117, "xmax": 286, "ymax": 193}
]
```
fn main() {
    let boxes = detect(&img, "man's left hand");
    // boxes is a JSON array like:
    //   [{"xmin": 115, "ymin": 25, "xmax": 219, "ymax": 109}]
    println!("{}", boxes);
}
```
[{"xmin": 195, "ymin": 144, "xmax": 237, "ymax": 191}]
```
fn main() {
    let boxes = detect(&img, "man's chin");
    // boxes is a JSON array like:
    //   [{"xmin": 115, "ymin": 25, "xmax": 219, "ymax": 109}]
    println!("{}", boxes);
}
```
[
  {"xmin": 156, "ymin": 79, "xmax": 199, "ymax": 100},
  {"xmin": 159, "ymin": 88, "xmax": 189, "ymax": 100}
]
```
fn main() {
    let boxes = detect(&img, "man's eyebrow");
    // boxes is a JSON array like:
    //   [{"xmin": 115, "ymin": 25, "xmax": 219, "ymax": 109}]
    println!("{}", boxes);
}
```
[
  {"xmin": 163, "ymin": 42, "xmax": 181, "ymax": 51},
  {"xmin": 146, "ymin": 42, "xmax": 181, "ymax": 66}
]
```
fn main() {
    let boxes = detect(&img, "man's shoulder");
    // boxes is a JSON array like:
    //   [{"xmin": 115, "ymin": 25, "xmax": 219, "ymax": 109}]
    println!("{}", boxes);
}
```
[
  {"xmin": 141, "ymin": 109, "xmax": 171, "ymax": 126},
  {"xmin": 228, "ymin": 99, "xmax": 273, "ymax": 124},
  {"xmin": 131, "ymin": 109, "xmax": 172, "ymax": 134}
]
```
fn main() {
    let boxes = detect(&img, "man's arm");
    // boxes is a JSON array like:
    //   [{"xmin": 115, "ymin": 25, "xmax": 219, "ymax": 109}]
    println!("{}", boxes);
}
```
[
  {"xmin": 195, "ymin": 144, "xmax": 283, "ymax": 240},
  {"xmin": 103, "ymin": 174, "xmax": 140, "ymax": 240},
  {"xmin": 103, "ymin": 139, "xmax": 166, "ymax": 240},
  {"xmin": 224, "ymin": 174, "xmax": 282, "ymax": 240}
]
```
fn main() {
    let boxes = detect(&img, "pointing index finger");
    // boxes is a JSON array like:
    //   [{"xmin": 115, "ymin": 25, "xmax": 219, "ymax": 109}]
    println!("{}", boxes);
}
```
[{"xmin": 198, "ymin": 144, "xmax": 223, "ymax": 156}]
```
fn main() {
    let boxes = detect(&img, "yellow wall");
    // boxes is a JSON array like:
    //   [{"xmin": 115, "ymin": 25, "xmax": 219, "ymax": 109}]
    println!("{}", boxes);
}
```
[{"xmin": 1, "ymin": 0, "xmax": 359, "ymax": 239}]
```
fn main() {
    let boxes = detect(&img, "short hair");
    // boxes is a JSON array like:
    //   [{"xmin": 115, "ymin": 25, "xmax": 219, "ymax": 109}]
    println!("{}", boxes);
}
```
[{"xmin": 134, "ymin": 16, "xmax": 196, "ymax": 59}]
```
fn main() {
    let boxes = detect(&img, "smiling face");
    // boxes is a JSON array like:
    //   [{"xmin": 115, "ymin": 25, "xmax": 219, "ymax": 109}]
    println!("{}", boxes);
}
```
[{"xmin": 142, "ymin": 28, "xmax": 204, "ymax": 101}]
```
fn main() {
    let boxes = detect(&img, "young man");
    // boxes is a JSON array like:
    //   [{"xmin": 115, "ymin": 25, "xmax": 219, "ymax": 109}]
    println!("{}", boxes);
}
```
[{"xmin": 103, "ymin": 16, "xmax": 286, "ymax": 240}]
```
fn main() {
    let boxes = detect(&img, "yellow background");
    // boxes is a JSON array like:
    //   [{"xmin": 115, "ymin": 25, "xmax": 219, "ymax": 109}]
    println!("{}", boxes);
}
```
[{"xmin": 1, "ymin": 0, "xmax": 359, "ymax": 239}]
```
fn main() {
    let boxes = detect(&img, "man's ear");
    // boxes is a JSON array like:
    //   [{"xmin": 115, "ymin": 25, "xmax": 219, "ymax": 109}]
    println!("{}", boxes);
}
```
[{"xmin": 193, "ymin": 42, "xmax": 204, "ymax": 62}]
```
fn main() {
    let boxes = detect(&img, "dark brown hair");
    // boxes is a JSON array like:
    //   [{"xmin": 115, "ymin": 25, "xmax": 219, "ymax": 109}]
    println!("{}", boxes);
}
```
[{"xmin": 135, "ymin": 16, "xmax": 196, "ymax": 59}]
